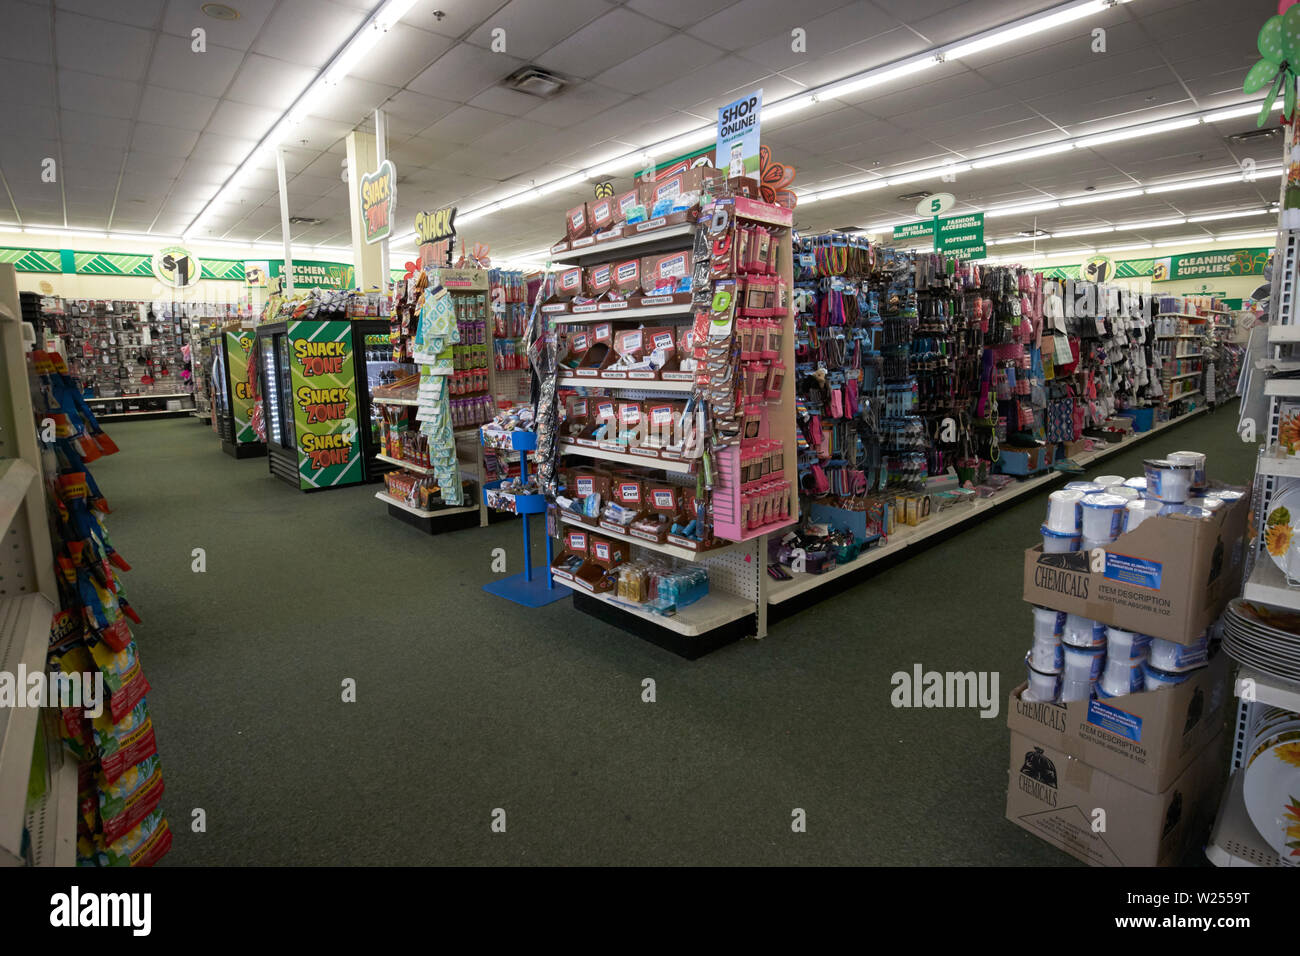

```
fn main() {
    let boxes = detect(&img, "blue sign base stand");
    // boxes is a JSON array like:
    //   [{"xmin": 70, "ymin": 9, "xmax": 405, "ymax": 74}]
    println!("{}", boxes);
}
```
[{"xmin": 480, "ymin": 429, "xmax": 571, "ymax": 608}]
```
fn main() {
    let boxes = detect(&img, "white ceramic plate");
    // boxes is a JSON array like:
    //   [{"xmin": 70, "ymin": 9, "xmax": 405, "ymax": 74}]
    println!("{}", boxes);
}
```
[{"xmin": 1243, "ymin": 728, "xmax": 1300, "ymax": 863}]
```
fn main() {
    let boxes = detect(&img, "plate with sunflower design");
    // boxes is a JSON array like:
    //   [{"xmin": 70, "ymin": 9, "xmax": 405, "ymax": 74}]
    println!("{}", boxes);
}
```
[
  {"xmin": 1262, "ymin": 484, "xmax": 1300, "ymax": 581},
  {"xmin": 1243, "ymin": 728, "xmax": 1300, "ymax": 864}
]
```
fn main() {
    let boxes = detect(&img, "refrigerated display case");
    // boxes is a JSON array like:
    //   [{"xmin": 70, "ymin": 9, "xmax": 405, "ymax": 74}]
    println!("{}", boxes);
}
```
[
  {"xmin": 255, "ymin": 318, "xmax": 387, "ymax": 491},
  {"xmin": 210, "ymin": 323, "xmax": 265, "ymax": 459}
]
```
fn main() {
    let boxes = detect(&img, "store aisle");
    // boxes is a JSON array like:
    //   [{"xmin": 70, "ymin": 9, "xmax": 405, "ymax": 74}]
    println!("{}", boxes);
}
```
[{"xmin": 91, "ymin": 409, "xmax": 1253, "ymax": 866}]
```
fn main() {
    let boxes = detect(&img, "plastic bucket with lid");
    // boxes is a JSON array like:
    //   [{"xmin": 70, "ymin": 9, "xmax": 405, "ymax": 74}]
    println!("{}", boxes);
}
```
[
  {"xmin": 1080, "ymin": 493, "xmax": 1127, "ymax": 542},
  {"xmin": 1041, "ymin": 525, "xmax": 1080, "ymax": 553},
  {"xmin": 1143, "ymin": 458, "xmax": 1194, "ymax": 503},
  {"xmin": 1062, "ymin": 614, "xmax": 1105, "ymax": 648}
]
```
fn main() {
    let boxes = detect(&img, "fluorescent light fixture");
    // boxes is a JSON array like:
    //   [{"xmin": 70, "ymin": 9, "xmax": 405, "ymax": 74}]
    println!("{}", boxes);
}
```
[
  {"xmin": 1100, "ymin": 242, "xmax": 1154, "ymax": 252},
  {"xmin": 1042, "ymin": 247, "xmax": 1097, "ymax": 258},
  {"xmin": 24, "ymin": 226, "xmax": 106, "ymax": 239},
  {"xmin": 108, "ymin": 231, "xmax": 181, "ymax": 243},
  {"xmin": 970, "ymin": 141, "xmax": 1074, "ymax": 169},
  {"xmin": 1153, "ymin": 236, "xmax": 1209, "ymax": 247},
  {"xmin": 1145, "ymin": 169, "xmax": 1281, "ymax": 194},
  {"xmin": 943, "ymin": 0, "xmax": 1108, "ymax": 60},
  {"xmin": 1187, "ymin": 208, "xmax": 1270, "ymax": 223},
  {"xmin": 987, "ymin": 236, "xmax": 1037, "ymax": 246},
  {"xmin": 1074, "ymin": 116, "xmax": 1200, "ymax": 150},
  {"xmin": 1051, "ymin": 225, "xmax": 1115, "ymax": 238},
  {"xmin": 984, "ymin": 200, "xmax": 1060, "ymax": 218},
  {"xmin": 1059, "ymin": 188, "xmax": 1144, "ymax": 207},
  {"xmin": 806, "ymin": 179, "xmax": 892, "ymax": 202},
  {"xmin": 887, "ymin": 164, "xmax": 971, "ymax": 186},
  {"xmin": 819, "ymin": 57, "xmax": 937, "ymax": 100},
  {"xmin": 1203, "ymin": 101, "xmax": 1281, "ymax": 123},
  {"xmin": 1112, "ymin": 217, "xmax": 1187, "ymax": 231},
  {"xmin": 1215, "ymin": 230, "xmax": 1277, "ymax": 242},
  {"xmin": 763, "ymin": 93, "xmax": 818, "ymax": 120}
]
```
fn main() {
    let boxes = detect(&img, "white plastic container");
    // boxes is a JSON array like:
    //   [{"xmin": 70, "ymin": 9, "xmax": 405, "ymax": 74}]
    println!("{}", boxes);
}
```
[
  {"xmin": 1080, "ymin": 536, "xmax": 1110, "ymax": 552},
  {"xmin": 1091, "ymin": 474, "xmax": 1124, "ymax": 488},
  {"xmin": 1148, "ymin": 634, "xmax": 1208, "ymax": 672},
  {"xmin": 1045, "ymin": 489, "xmax": 1085, "ymax": 533},
  {"xmin": 1143, "ymin": 458, "xmax": 1194, "ymax": 503},
  {"xmin": 1063, "ymin": 614, "xmax": 1106, "ymax": 648},
  {"xmin": 1080, "ymin": 493, "xmax": 1127, "ymax": 541},
  {"xmin": 1040, "ymin": 525, "xmax": 1080, "ymax": 553},
  {"xmin": 1158, "ymin": 503, "xmax": 1213, "ymax": 520},
  {"xmin": 1123, "ymin": 476, "xmax": 1147, "ymax": 493},
  {"xmin": 1124, "ymin": 498, "xmax": 1163, "ymax": 532},
  {"xmin": 1142, "ymin": 661, "xmax": 1192, "ymax": 691},
  {"xmin": 1104, "ymin": 627, "xmax": 1150, "ymax": 661},
  {"xmin": 1062, "ymin": 643, "xmax": 1107, "ymax": 682},
  {"xmin": 1109, "ymin": 485, "xmax": 1140, "ymax": 501},
  {"xmin": 1060, "ymin": 678, "xmax": 1095, "ymax": 702},
  {"xmin": 1207, "ymin": 489, "xmax": 1244, "ymax": 504},
  {"xmin": 1167, "ymin": 450, "xmax": 1206, "ymax": 492},
  {"xmin": 1100, "ymin": 656, "xmax": 1145, "ymax": 697},
  {"xmin": 1185, "ymin": 496, "xmax": 1223, "ymax": 511},
  {"xmin": 1031, "ymin": 605, "xmax": 1066, "ymax": 640},
  {"xmin": 1030, "ymin": 634, "xmax": 1064, "ymax": 673},
  {"xmin": 1025, "ymin": 654, "xmax": 1061, "ymax": 702},
  {"xmin": 1065, "ymin": 481, "xmax": 1105, "ymax": 495}
]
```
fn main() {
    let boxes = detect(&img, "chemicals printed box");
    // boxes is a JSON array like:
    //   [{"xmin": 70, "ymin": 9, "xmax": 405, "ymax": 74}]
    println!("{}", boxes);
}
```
[
  {"xmin": 1006, "ymin": 652, "xmax": 1229, "ymax": 794},
  {"xmin": 1005, "ymin": 728, "xmax": 1224, "ymax": 867},
  {"xmin": 1021, "ymin": 489, "xmax": 1249, "ymax": 644}
]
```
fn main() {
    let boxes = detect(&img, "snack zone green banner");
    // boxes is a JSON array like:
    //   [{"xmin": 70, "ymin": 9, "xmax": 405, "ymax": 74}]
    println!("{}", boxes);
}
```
[
  {"xmin": 226, "ymin": 330, "xmax": 258, "ymax": 444},
  {"xmin": 288, "ymin": 320, "xmax": 361, "ymax": 490}
]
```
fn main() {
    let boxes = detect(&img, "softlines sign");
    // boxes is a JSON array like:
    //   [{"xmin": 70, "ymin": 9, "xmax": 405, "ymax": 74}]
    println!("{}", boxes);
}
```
[
  {"xmin": 288, "ymin": 321, "xmax": 362, "ymax": 490},
  {"xmin": 360, "ymin": 159, "xmax": 397, "ymax": 245}
]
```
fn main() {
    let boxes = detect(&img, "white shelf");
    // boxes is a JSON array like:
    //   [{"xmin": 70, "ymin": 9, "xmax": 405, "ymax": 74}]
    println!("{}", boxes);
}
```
[
  {"xmin": 97, "ymin": 409, "xmax": 194, "ymax": 420},
  {"xmin": 22, "ymin": 717, "xmax": 78, "ymax": 867},
  {"xmin": 558, "ymin": 440, "xmax": 696, "ymax": 474},
  {"xmin": 0, "ymin": 459, "xmax": 37, "ymax": 540},
  {"xmin": 1243, "ymin": 558, "xmax": 1300, "ymax": 610},
  {"xmin": 1264, "ymin": 378, "xmax": 1300, "ymax": 397},
  {"xmin": 550, "ymin": 302, "xmax": 693, "ymax": 323},
  {"xmin": 371, "ymin": 396, "xmax": 419, "ymax": 406},
  {"xmin": 1268, "ymin": 324, "xmax": 1300, "ymax": 343},
  {"xmin": 558, "ymin": 512, "xmax": 742, "ymax": 562},
  {"xmin": 1257, "ymin": 450, "xmax": 1300, "ymax": 477},
  {"xmin": 1234, "ymin": 667, "xmax": 1300, "ymax": 713},
  {"xmin": 1206, "ymin": 770, "xmax": 1292, "ymax": 867},
  {"xmin": 552, "ymin": 223, "xmax": 695, "ymax": 265},
  {"xmin": 375, "ymin": 453, "xmax": 435, "ymax": 475},
  {"xmin": 1163, "ymin": 371, "xmax": 1201, "ymax": 381},
  {"xmin": 375, "ymin": 491, "xmax": 477, "ymax": 518},
  {"xmin": 0, "ymin": 593, "xmax": 56, "ymax": 863},
  {"xmin": 769, "ymin": 406, "xmax": 1208, "ymax": 605},
  {"xmin": 1166, "ymin": 390, "xmax": 1201, "ymax": 402},
  {"xmin": 1157, "ymin": 312, "xmax": 1208, "ymax": 319},
  {"xmin": 575, "ymin": 585, "xmax": 754, "ymax": 637},
  {"xmin": 557, "ymin": 376, "xmax": 694, "ymax": 392},
  {"xmin": 85, "ymin": 392, "xmax": 191, "ymax": 401}
]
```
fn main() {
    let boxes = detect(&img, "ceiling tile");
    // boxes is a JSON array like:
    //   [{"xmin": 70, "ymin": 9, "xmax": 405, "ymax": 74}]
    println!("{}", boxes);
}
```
[
  {"xmin": 205, "ymin": 100, "xmax": 281, "ymax": 140},
  {"xmin": 137, "ymin": 85, "xmax": 219, "ymax": 131},
  {"xmin": 252, "ymin": 0, "xmax": 366, "ymax": 67},
  {"xmin": 130, "ymin": 122, "xmax": 201, "ymax": 158},
  {"xmin": 467, "ymin": 85, "xmax": 549, "ymax": 119},
  {"xmin": 147, "ymin": 32, "xmax": 243, "ymax": 95},
  {"xmin": 518, "ymin": 82, "xmax": 629, "ymax": 128},
  {"xmin": 419, "ymin": 105, "xmax": 512, "ymax": 145},
  {"xmin": 56, "ymin": 0, "xmax": 166, "ymax": 29},
  {"xmin": 595, "ymin": 35, "xmax": 719, "ymax": 95},
  {"xmin": 625, "ymin": 0, "xmax": 737, "ymax": 28},
  {"xmin": 161, "ymin": 0, "xmax": 278, "ymax": 51},
  {"xmin": 125, "ymin": 150, "xmax": 186, "ymax": 178},
  {"xmin": 408, "ymin": 42, "xmax": 524, "ymax": 102},
  {"xmin": 465, "ymin": 0, "xmax": 612, "ymax": 60},
  {"xmin": 779, "ymin": 27, "xmax": 927, "ymax": 89},
  {"xmin": 0, "ymin": 3, "xmax": 54, "ymax": 65},
  {"xmin": 55, "ymin": 10, "xmax": 155, "ymax": 82},
  {"xmin": 687, "ymin": 0, "xmax": 853, "ymax": 52},
  {"xmin": 535, "ymin": 9, "xmax": 675, "ymax": 79},
  {"xmin": 58, "ymin": 70, "xmax": 141, "ymax": 120},
  {"xmin": 0, "ymin": 60, "xmax": 56, "ymax": 108},
  {"xmin": 306, "ymin": 77, "xmax": 400, "ymax": 125},
  {"xmin": 61, "ymin": 109, "xmax": 134, "ymax": 150},
  {"xmin": 193, "ymin": 131, "xmax": 258, "ymax": 165},
  {"xmin": 350, "ymin": 23, "xmax": 453, "ymax": 87},
  {"xmin": 225, "ymin": 54, "xmax": 316, "ymax": 110}
]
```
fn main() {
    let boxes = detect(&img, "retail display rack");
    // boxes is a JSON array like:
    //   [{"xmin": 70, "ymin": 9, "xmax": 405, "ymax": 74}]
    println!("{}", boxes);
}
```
[
  {"xmin": 38, "ymin": 297, "xmax": 203, "ymax": 420},
  {"xmin": 209, "ymin": 322, "xmax": 266, "ymax": 459},
  {"xmin": 0, "ymin": 265, "xmax": 64, "ymax": 866}
]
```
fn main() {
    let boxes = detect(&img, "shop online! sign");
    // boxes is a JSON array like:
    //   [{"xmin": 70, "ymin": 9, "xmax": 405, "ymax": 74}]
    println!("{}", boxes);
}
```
[{"xmin": 716, "ymin": 89, "xmax": 762, "ymax": 178}]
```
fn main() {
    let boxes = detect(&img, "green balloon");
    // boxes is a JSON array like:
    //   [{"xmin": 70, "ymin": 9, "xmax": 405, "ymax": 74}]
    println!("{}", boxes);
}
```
[
  {"xmin": 1260, "ymin": 14, "xmax": 1285, "ymax": 63},
  {"xmin": 1260, "ymin": 71, "xmax": 1286, "ymax": 127},
  {"xmin": 1287, "ymin": 74, "xmax": 1297, "ymax": 121},
  {"xmin": 1285, "ymin": 6, "xmax": 1300, "ymax": 64},
  {"xmin": 1245, "ymin": 57, "xmax": 1279, "ymax": 93}
]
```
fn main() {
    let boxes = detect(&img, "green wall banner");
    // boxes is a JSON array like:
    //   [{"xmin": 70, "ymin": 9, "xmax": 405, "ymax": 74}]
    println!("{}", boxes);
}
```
[
  {"xmin": 1038, "ymin": 247, "xmax": 1271, "ymax": 282},
  {"xmin": 288, "ymin": 320, "xmax": 361, "ymax": 490},
  {"xmin": 226, "ymin": 330, "xmax": 258, "ymax": 444},
  {"xmin": 270, "ymin": 260, "xmax": 356, "ymax": 290},
  {"xmin": 0, "ymin": 247, "xmax": 61, "ymax": 272},
  {"xmin": 0, "ymin": 245, "xmax": 360, "ymax": 287}
]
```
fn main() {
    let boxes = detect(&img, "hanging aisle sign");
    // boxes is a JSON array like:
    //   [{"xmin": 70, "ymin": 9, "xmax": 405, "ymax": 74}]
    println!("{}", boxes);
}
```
[
  {"xmin": 892, "ymin": 212, "xmax": 984, "ymax": 252},
  {"xmin": 716, "ymin": 89, "xmax": 763, "ymax": 178},
  {"xmin": 415, "ymin": 205, "xmax": 457, "ymax": 267},
  {"xmin": 359, "ymin": 159, "xmax": 397, "ymax": 245}
]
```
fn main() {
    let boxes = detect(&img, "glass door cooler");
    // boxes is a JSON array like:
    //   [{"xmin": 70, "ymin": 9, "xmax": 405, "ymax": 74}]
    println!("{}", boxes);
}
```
[
  {"xmin": 256, "ymin": 318, "xmax": 385, "ymax": 492},
  {"xmin": 211, "ymin": 323, "xmax": 266, "ymax": 459}
]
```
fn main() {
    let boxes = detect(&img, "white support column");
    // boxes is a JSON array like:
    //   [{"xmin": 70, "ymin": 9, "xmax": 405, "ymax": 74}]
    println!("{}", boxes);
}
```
[
  {"xmin": 275, "ymin": 147, "xmax": 293, "ymax": 292},
  {"xmin": 374, "ymin": 108, "xmax": 390, "ymax": 298}
]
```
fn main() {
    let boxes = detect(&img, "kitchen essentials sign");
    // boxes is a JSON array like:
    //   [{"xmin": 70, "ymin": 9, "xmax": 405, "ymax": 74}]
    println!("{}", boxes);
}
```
[
  {"xmin": 716, "ymin": 89, "xmax": 762, "ymax": 178},
  {"xmin": 268, "ymin": 260, "xmax": 356, "ymax": 291},
  {"xmin": 359, "ymin": 159, "xmax": 396, "ymax": 245}
]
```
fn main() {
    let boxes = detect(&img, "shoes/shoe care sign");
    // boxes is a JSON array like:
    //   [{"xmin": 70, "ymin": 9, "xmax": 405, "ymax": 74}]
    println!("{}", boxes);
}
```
[{"xmin": 359, "ymin": 159, "xmax": 397, "ymax": 245}]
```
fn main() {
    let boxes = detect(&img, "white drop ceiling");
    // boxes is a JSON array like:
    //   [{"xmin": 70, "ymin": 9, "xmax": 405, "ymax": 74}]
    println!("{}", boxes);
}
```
[{"xmin": 0, "ymin": 0, "xmax": 1283, "ymax": 261}]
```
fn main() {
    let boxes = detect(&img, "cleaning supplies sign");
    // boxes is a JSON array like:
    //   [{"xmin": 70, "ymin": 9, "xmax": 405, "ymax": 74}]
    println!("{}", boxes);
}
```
[
  {"xmin": 359, "ymin": 159, "xmax": 397, "ymax": 245},
  {"xmin": 716, "ymin": 89, "xmax": 762, "ymax": 178},
  {"xmin": 1151, "ymin": 248, "xmax": 1271, "ymax": 282},
  {"xmin": 226, "ymin": 330, "xmax": 257, "ymax": 444},
  {"xmin": 288, "ymin": 321, "xmax": 361, "ymax": 490}
]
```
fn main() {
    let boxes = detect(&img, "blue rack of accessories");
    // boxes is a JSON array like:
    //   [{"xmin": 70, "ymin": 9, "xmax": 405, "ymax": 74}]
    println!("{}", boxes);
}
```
[{"xmin": 481, "ymin": 429, "xmax": 570, "ymax": 607}]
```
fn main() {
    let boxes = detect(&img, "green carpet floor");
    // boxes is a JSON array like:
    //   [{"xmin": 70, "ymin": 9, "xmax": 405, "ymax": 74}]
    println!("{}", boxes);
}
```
[{"xmin": 89, "ymin": 406, "xmax": 1254, "ymax": 865}]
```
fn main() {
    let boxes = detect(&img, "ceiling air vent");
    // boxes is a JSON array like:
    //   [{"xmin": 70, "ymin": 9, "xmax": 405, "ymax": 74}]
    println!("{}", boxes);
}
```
[
  {"xmin": 505, "ymin": 67, "xmax": 566, "ymax": 99},
  {"xmin": 896, "ymin": 190, "xmax": 932, "ymax": 202},
  {"xmin": 289, "ymin": 216, "xmax": 321, "ymax": 225},
  {"xmin": 1229, "ymin": 127, "xmax": 1281, "ymax": 144}
]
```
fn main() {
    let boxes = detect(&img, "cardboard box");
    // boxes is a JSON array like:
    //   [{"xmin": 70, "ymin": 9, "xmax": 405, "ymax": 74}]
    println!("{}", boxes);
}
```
[
  {"xmin": 1005, "ymin": 728, "xmax": 1223, "ymax": 866},
  {"xmin": 996, "ymin": 442, "xmax": 1055, "ymax": 476},
  {"xmin": 1006, "ymin": 652, "xmax": 1230, "ymax": 794},
  {"xmin": 1022, "ymin": 489, "xmax": 1249, "ymax": 644},
  {"xmin": 636, "ymin": 166, "xmax": 719, "ymax": 207}
]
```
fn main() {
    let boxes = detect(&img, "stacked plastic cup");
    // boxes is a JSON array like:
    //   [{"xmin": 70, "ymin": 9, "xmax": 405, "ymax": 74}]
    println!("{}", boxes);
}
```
[
  {"xmin": 1079, "ymin": 492, "xmax": 1127, "ymax": 550},
  {"xmin": 1098, "ymin": 627, "xmax": 1150, "ymax": 698}
]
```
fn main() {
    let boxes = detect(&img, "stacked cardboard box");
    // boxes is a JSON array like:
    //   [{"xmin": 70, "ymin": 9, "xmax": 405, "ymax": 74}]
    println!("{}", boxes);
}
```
[{"xmin": 1006, "ymin": 492, "xmax": 1249, "ymax": 864}]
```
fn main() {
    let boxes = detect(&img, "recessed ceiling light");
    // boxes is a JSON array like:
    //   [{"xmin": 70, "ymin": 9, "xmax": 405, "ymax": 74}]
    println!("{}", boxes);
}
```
[{"xmin": 201, "ymin": 3, "xmax": 240, "ymax": 20}]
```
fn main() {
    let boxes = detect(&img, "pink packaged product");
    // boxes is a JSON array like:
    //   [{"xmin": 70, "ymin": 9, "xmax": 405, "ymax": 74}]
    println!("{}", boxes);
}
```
[{"xmin": 742, "ymin": 479, "xmax": 792, "ymax": 532}]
